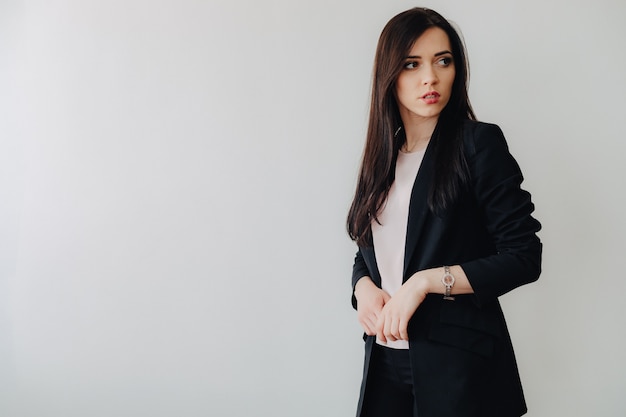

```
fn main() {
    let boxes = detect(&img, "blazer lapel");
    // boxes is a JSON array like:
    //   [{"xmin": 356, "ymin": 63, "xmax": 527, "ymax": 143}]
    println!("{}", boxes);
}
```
[{"xmin": 403, "ymin": 141, "xmax": 435, "ymax": 279}]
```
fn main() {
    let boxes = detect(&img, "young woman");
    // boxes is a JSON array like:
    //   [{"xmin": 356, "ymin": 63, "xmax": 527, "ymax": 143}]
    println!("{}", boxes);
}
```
[{"xmin": 347, "ymin": 8, "xmax": 542, "ymax": 417}]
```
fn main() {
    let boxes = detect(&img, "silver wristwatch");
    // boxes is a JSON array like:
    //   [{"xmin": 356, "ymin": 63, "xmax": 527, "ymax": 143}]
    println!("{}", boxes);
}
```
[{"xmin": 442, "ymin": 266, "xmax": 455, "ymax": 301}]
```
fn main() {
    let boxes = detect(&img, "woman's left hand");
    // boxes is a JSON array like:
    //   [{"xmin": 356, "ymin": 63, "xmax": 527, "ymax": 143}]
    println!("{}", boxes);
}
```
[{"xmin": 375, "ymin": 273, "xmax": 430, "ymax": 343}]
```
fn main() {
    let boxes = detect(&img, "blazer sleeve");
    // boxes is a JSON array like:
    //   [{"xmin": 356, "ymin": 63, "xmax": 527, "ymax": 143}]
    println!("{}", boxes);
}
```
[
  {"xmin": 460, "ymin": 123, "xmax": 542, "ymax": 305},
  {"xmin": 351, "ymin": 248, "xmax": 371, "ymax": 310}
]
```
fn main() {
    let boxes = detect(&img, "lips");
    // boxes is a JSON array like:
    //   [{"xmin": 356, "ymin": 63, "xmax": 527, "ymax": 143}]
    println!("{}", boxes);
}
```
[
  {"xmin": 421, "ymin": 91, "xmax": 440, "ymax": 99},
  {"xmin": 421, "ymin": 91, "xmax": 440, "ymax": 104}
]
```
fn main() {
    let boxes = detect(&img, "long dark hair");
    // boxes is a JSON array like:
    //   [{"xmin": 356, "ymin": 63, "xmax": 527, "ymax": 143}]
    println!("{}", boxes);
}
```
[{"xmin": 347, "ymin": 7, "xmax": 476, "ymax": 247}]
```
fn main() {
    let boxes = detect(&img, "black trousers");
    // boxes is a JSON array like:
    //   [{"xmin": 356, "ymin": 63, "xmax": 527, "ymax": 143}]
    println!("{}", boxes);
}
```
[{"xmin": 360, "ymin": 343, "xmax": 418, "ymax": 417}]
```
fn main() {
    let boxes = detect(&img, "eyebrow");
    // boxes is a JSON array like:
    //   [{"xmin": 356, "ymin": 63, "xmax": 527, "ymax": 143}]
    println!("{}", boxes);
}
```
[{"xmin": 405, "ymin": 50, "xmax": 453, "ymax": 59}]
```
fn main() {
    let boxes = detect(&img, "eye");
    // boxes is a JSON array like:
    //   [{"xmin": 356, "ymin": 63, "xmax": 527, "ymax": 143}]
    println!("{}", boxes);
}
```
[
  {"xmin": 403, "ymin": 61, "xmax": 419, "ymax": 70},
  {"xmin": 437, "ymin": 56, "xmax": 453, "ymax": 67}
]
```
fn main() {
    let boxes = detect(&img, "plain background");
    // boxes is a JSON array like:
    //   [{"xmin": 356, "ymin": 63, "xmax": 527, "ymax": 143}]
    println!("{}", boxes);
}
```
[{"xmin": 1, "ymin": 0, "xmax": 625, "ymax": 416}]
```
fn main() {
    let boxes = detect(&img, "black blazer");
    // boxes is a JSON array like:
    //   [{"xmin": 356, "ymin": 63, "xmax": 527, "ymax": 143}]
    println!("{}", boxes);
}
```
[{"xmin": 352, "ymin": 121, "xmax": 542, "ymax": 417}]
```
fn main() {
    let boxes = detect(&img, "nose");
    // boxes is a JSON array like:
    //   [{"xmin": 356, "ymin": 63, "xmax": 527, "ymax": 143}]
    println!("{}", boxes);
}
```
[{"xmin": 422, "ymin": 64, "xmax": 439, "ymax": 86}]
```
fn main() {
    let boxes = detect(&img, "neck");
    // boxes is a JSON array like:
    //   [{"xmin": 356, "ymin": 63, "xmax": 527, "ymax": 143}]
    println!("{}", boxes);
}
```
[{"xmin": 401, "ymin": 117, "xmax": 438, "ymax": 153}]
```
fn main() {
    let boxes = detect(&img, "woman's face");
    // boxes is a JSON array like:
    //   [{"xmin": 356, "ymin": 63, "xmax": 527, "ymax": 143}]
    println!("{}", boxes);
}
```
[{"xmin": 395, "ymin": 27, "xmax": 455, "ymax": 125}]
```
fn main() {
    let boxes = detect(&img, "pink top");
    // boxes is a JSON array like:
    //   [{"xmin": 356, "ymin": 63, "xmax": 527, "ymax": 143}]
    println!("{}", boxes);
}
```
[{"xmin": 371, "ymin": 148, "xmax": 425, "ymax": 349}]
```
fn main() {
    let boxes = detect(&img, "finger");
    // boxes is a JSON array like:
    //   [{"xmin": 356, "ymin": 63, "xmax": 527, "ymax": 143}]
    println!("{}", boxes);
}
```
[
  {"xmin": 363, "ymin": 324, "xmax": 376, "ymax": 336},
  {"xmin": 389, "ymin": 316, "xmax": 402, "ymax": 341},
  {"xmin": 392, "ymin": 316, "xmax": 402, "ymax": 340},
  {"xmin": 384, "ymin": 315, "xmax": 397, "ymax": 341},
  {"xmin": 365, "ymin": 316, "xmax": 378, "ymax": 335},
  {"xmin": 359, "ymin": 314, "xmax": 376, "ymax": 336},
  {"xmin": 358, "ymin": 310, "xmax": 376, "ymax": 326},
  {"xmin": 399, "ymin": 318, "xmax": 409, "ymax": 341},
  {"xmin": 359, "ymin": 319, "xmax": 372, "ymax": 335},
  {"xmin": 375, "ymin": 316, "xmax": 387, "ymax": 343}
]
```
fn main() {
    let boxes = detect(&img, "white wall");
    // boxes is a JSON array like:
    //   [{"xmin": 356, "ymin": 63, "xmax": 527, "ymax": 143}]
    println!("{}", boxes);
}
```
[{"xmin": 1, "ymin": 0, "xmax": 625, "ymax": 416}]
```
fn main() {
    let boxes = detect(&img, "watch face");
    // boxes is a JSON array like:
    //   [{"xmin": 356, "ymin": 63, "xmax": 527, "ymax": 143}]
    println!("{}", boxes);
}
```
[{"xmin": 442, "ymin": 273, "xmax": 455, "ymax": 286}]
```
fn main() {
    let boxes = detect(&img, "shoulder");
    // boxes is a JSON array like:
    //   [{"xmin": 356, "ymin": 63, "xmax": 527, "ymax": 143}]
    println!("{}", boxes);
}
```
[
  {"xmin": 461, "ymin": 120, "xmax": 523, "ymax": 180},
  {"xmin": 461, "ymin": 120, "xmax": 508, "ymax": 158}
]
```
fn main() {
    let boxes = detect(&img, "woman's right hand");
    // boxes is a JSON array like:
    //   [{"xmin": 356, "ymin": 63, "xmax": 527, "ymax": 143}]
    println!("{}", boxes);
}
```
[{"xmin": 354, "ymin": 277, "xmax": 390, "ymax": 336}]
